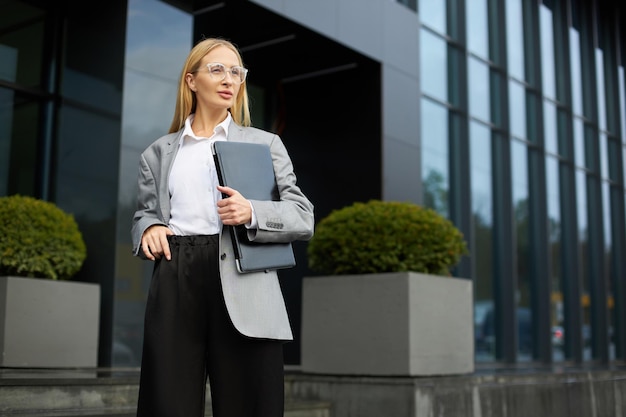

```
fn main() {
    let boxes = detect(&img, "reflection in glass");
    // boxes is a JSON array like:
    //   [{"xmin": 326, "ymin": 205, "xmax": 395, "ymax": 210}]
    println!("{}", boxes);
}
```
[
  {"xmin": 601, "ymin": 181, "xmax": 613, "ymax": 360},
  {"xmin": 0, "ymin": 44, "xmax": 18, "ymax": 83},
  {"xmin": 576, "ymin": 169, "xmax": 591, "ymax": 360},
  {"xmin": 540, "ymin": 4, "xmax": 556, "ymax": 99},
  {"xmin": 470, "ymin": 122, "xmax": 495, "ymax": 362},
  {"xmin": 469, "ymin": 58, "xmax": 490, "ymax": 122},
  {"xmin": 599, "ymin": 133, "xmax": 608, "ymax": 180},
  {"xmin": 420, "ymin": 29, "xmax": 448, "ymax": 103},
  {"xmin": 419, "ymin": 0, "xmax": 446, "ymax": 34},
  {"xmin": 569, "ymin": 27, "xmax": 583, "ymax": 116},
  {"xmin": 544, "ymin": 100, "xmax": 557, "ymax": 155},
  {"xmin": 466, "ymin": 0, "xmax": 488, "ymax": 59},
  {"xmin": 546, "ymin": 156, "xmax": 563, "ymax": 361},
  {"xmin": 0, "ymin": 0, "xmax": 45, "ymax": 88},
  {"xmin": 511, "ymin": 139, "xmax": 531, "ymax": 360},
  {"xmin": 397, "ymin": 0, "xmax": 417, "ymax": 12},
  {"xmin": 506, "ymin": 0, "xmax": 525, "ymax": 81},
  {"xmin": 421, "ymin": 98, "xmax": 449, "ymax": 217},
  {"xmin": 115, "ymin": 0, "xmax": 193, "ymax": 367},
  {"xmin": 622, "ymin": 146, "xmax": 626, "ymax": 184},
  {"xmin": 0, "ymin": 87, "xmax": 14, "ymax": 195},
  {"xmin": 596, "ymin": 49, "xmax": 607, "ymax": 132},
  {"xmin": 0, "ymin": 89, "xmax": 40, "ymax": 196},
  {"xmin": 574, "ymin": 118, "xmax": 585, "ymax": 168},
  {"xmin": 617, "ymin": 66, "xmax": 626, "ymax": 142},
  {"xmin": 509, "ymin": 80, "xmax": 526, "ymax": 139}
]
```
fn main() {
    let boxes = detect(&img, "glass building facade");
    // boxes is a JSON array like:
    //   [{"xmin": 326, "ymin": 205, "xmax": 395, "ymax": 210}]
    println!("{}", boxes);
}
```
[
  {"xmin": 1, "ymin": 0, "xmax": 625, "ymax": 369},
  {"xmin": 418, "ymin": 0, "xmax": 625, "ymax": 364}
]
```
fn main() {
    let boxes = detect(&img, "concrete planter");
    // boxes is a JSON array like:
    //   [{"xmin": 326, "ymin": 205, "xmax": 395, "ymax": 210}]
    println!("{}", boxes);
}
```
[
  {"xmin": 0, "ymin": 276, "xmax": 100, "ymax": 367},
  {"xmin": 301, "ymin": 271, "xmax": 474, "ymax": 376}
]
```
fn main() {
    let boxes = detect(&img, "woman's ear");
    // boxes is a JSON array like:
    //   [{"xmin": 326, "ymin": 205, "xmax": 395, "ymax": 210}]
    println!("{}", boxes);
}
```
[{"xmin": 185, "ymin": 73, "xmax": 197, "ymax": 92}]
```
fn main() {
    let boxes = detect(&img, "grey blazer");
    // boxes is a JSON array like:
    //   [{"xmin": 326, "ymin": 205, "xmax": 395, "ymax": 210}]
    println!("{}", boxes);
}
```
[{"xmin": 131, "ymin": 121, "xmax": 314, "ymax": 340}]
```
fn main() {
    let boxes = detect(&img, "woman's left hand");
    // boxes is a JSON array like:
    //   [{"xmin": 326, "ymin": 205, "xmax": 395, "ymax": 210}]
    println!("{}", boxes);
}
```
[{"xmin": 216, "ymin": 185, "xmax": 252, "ymax": 226}]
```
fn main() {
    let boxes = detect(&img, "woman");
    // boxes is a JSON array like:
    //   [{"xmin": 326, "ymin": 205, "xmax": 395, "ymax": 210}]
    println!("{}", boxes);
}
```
[{"xmin": 131, "ymin": 37, "xmax": 314, "ymax": 417}]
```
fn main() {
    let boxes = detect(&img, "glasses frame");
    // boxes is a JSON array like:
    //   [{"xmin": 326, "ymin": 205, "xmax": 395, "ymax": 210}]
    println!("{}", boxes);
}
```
[{"xmin": 199, "ymin": 62, "xmax": 248, "ymax": 84}]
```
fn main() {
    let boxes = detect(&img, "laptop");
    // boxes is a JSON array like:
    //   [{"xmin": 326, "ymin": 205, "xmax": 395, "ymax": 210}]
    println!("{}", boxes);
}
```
[{"xmin": 212, "ymin": 141, "xmax": 296, "ymax": 273}]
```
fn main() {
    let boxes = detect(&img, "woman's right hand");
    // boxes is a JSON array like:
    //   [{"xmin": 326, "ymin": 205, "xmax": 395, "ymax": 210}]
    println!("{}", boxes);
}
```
[{"xmin": 141, "ymin": 225, "xmax": 174, "ymax": 261}]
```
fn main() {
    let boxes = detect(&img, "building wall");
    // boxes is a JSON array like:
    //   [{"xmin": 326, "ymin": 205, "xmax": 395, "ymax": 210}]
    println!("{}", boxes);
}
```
[{"xmin": 250, "ymin": 0, "xmax": 423, "ymax": 203}]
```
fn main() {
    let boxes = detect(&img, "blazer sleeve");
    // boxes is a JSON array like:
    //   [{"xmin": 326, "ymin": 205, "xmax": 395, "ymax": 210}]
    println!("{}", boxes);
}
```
[
  {"xmin": 131, "ymin": 151, "xmax": 168, "ymax": 258},
  {"xmin": 248, "ymin": 134, "xmax": 314, "ymax": 244}
]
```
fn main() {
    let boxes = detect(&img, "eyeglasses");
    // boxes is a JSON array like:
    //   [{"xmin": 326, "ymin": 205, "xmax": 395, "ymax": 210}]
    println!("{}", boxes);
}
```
[{"xmin": 199, "ymin": 62, "xmax": 248, "ymax": 84}]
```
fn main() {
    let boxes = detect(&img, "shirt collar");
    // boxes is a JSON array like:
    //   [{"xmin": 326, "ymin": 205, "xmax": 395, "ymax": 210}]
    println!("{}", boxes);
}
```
[{"xmin": 180, "ymin": 112, "xmax": 232, "ymax": 143}]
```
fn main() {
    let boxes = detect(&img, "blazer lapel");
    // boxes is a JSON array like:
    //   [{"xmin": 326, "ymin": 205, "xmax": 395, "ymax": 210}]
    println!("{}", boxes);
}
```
[
  {"xmin": 158, "ymin": 130, "xmax": 183, "ymax": 222},
  {"xmin": 227, "ymin": 120, "xmax": 248, "ymax": 143}
]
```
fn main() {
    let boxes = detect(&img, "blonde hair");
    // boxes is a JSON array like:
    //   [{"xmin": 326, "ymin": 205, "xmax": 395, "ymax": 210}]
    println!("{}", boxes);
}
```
[{"xmin": 168, "ymin": 38, "xmax": 251, "ymax": 133}]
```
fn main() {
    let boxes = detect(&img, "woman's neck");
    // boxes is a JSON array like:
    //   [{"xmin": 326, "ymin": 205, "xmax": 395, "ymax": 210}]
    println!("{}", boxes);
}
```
[{"xmin": 191, "ymin": 109, "xmax": 228, "ymax": 137}]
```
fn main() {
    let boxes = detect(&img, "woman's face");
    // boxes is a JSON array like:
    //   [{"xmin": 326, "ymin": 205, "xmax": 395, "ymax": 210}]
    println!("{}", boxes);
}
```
[{"xmin": 187, "ymin": 45, "xmax": 243, "ymax": 113}]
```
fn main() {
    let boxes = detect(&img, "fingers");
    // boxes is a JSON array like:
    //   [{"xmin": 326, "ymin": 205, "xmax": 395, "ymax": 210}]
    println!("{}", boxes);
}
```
[
  {"xmin": 141, "ymin": 225, "xmax": 173, "ymax": 261},
  {"xmin": 216, "ymin": 187, "xmax": 251, "ymax": 226}
]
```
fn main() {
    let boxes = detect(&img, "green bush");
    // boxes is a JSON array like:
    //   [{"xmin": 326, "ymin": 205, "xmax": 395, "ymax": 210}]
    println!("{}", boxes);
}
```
[
  {"xmin": 0, "ymin": 195, "xmax": 86, "ymax": 280},
  {"xmin": 307, "ymin": 200, "xmax": 468, "ymax": 276}
]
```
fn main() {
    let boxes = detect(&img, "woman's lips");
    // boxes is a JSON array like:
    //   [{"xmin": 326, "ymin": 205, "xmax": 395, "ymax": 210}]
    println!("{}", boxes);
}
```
[{"xmin": 218, "ymin": 91, "xmax": 233, "ymax": 99}]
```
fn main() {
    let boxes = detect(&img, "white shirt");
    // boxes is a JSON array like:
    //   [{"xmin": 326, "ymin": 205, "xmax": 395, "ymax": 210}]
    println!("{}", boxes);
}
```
[{"xmin": 167, "ymin": 113, "xmax": 230, "ymax": 236}]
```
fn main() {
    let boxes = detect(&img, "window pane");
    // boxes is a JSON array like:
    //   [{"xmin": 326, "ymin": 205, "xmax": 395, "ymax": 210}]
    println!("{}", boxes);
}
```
[
  {"xmin": 574, "ymin": 117, "xmax": 585, "ymax": 168},
  {"xmin": 602, "ymin": 181, "xmax": 612, "ymax": 361},
  {"xmin": 596, "ymin": 48, "xmax": 607, "ymax": 132},
  {"xmin": 419, "ymin": 0, "xmax": 446, "ymax": 34},
  {"xmin": 421, "ymin": 99, "xmax": 449, "ymax": 216},
  {"xmin": 569, "ymin": 27, "xmax": 583, "ymax": 116},
  {"xmin": 469, "ymin": 57, "xmax": 490, "ymax": 122},
  {"xmin": 510, "ymin": 80, "xmax": 527, "ymax": 139},
  {"xmin": 470, "ymin": 121, "xmax": 494, "ymax": 362},
  {"xmin": 506, "ymin": 0, "xmax": 525, "ymax": 81},
  {"xmin": 576, "ymin": 169, "xmax": 591, "ymax": 360},
  {"xmin": 544, "ymin": 100, "xmax": 558, "ymax": 155},
  {"xmin": 617, "ymin": 65, "xmax": 626, "ymax": 143},
  {"xmin": 0, "ymin": 88, "xmax": 41, "ymax": 196},
  {"xmin": 397, "ymin": 0, "xmax": 417, "ymax": 12},
  {"xmin": 466, "ymin": 0, "xmax": 489, "ymax": 59},
  {"xmin": 0, "ymin": 87, "xmax": 14, "ymax": 195},
  {"xmin": 512, "ymin": 140, "xmax": 531, "ymax": 359},
  {"xmin": 0, "ymin": 0, "xmax": 45, "ymax": 88},
  {"xmin": 116, "ymin": 0, "xmax": 193, "ymax": 367},
  {"xmin": 546, "ymin": 156, "xmax": 563, "ymax": 361},
  {"xmin": 420, "ymin": 29, "xmax": 448, "ymax": 102},
  {"xmin": 540, "ymin": 4, "xmax": 556, "ymax": 99},
  {"xmin": 599, "ymin": 133, "xmax": 608, "ymax": 180},
  {"xmin": 622, "ymin": 146, "xmax": 626, "ymax": 184}
]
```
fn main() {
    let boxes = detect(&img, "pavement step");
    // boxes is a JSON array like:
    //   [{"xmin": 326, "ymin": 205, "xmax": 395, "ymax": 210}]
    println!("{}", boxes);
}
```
[
  {"xmin": 0, "ymin": 372, "xmax": 331, "ymax": 417},
  {"xmin": 0, "ymin": 400, "xmax": 330, "ymax": 417},
  {"xmin": 0, "ymin": 401, "xmax": 330, "ymax": 417}
]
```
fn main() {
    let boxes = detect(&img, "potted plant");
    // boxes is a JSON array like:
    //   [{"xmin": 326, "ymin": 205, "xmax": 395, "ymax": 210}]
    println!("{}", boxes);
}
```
[
  {"xmin": 0, "ymin": 194, "xmax": 100, "ymax": 368},
  {"xmin": 301, "ymin": 200, "xmax": 473, "ymax": 376}
]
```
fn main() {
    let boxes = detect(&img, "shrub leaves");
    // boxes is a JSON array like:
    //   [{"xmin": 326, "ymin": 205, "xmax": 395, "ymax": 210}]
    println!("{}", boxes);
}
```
[
  {"xmin": 0, "ymin": 195, "xmax": 87, "ymax": 280},
  {"xmin": 307, "ymin": 200, "xmax": 468, "ymax": 276}
]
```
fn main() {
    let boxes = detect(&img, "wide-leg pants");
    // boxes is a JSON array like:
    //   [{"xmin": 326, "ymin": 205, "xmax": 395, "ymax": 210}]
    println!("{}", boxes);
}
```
[{"xmin": 136, "ymin": 235, "xmax": 285, "ymax": 417}]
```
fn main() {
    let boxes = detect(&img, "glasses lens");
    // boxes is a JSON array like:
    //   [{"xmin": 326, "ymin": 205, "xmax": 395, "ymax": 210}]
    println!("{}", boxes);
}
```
[
  {"xmin": 208, "ymin": 63, "xmax": 226, "ymax": 80},
  {"xmin": 206, "ymin": 63, "xmax": 247, "ymax": 84},
  {"xmin": 231, "ymin": 67, "xmax": 246, "ymax": 83}
]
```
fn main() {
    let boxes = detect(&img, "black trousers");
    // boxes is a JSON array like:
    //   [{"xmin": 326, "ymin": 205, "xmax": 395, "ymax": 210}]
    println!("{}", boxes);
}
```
[{"xmin": 136, "ymin": 235, "xmax": 285, "ymax": 417}]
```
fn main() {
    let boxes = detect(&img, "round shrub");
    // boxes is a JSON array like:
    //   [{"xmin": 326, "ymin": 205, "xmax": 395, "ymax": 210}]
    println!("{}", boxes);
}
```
[
  {"xmin": 307, "ymin": 200, "xmax": 468, "ymax": 276},
  {"xmin": 0, "ymin": 195, "xmax": 86, "ymax": 280}
]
